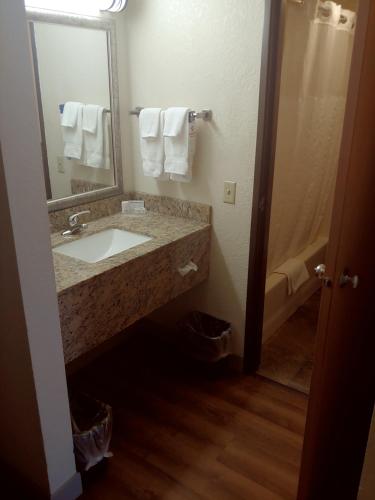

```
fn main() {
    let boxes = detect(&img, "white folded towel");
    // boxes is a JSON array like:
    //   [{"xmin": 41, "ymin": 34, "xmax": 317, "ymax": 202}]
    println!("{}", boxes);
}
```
[
  {"xmin": 83, "ymin": 105, "xmax": 107, "ymax": 169},
  {"xmin": 163, "ymin": 107, "xmax": 189, "ymax": 137},
  {"xmin": 139, "ymin": 108, "xmax": 162, "ymax": 138},
  {"xmin": 139, "ymin": 109, "xmax": 168, "ymax": 179},
  {"xmin": 103, "ymin": 112, "xmax": 111, "ymax": 170},
  {"xmin": 61, "ymin": 102, "xmax": 83, "ymax": 160},
  {"xmin": 61, "ymin": 101, "xmax": 80, "ymax": 127},
  {"xmin": 170, "ymin": 121, "xmax": 197, "ymax": 183},
  {"xmin": 273, "ymin": 258, "xmax": 310, "ymax": 296},
  {"xmin": 82, "ymin": 104, "xmax": 100, "ymax": 134},
  {"xmin": 164, "ymin": 107, "xmax": 196, "ymax": 181}
]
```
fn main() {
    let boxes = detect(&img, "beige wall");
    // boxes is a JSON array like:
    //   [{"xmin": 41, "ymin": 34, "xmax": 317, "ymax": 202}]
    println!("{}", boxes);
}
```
[
  {"xmin": 119, "ymin": 0, "xmax": 264, "ymax": 355},
  {"xmin": 0, "ymin": 0, "xmax": 80, "ymax": 497}
]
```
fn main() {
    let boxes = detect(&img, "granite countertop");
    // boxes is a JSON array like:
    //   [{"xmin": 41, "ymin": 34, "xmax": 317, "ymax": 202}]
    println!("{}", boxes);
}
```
[{"xmin": 52, "ymin": 211, "xmax": 210, "ymax": 295}]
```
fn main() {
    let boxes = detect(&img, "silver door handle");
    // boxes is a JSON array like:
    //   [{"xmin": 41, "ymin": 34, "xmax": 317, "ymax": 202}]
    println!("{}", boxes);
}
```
[
  {"xmin": 314, "ymin": 264, "xmax": 326, "ymax": 278},
  {"xmin": 339, "ymin": 270, "xmax": 359, "ymax": 289},
  {"xmin": 314, "ymin": 264, "xmax": 332, "ymax": 287}
]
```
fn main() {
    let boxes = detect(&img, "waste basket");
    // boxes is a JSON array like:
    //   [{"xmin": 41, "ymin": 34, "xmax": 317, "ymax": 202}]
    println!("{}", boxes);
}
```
[
  {"xmin": 70, "ymin": 393, "xmax": 113, "ymax": 472},
  {"xmin": 176, "ymin": 311, "xmax": 232, "ymax": 362}
]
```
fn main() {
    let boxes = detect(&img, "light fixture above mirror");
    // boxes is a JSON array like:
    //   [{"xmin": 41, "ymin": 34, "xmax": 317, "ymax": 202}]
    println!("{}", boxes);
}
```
[
  {"xmin": 99, "ymin": 0, "xmax": 129, "ymax": 12},
  {"xmin": 24, "ymin": 1, "xmax": 129, "ymax": 16}
]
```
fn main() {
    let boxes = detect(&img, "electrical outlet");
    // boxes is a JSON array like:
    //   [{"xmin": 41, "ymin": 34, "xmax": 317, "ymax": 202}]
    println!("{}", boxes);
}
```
[
  {"xmin": 57, "ymin": 156, "xmax": 65, "ymax": 173},
  {"xmin": 224, "ymin": 181, "xmax": 236, "ymax": 204}
]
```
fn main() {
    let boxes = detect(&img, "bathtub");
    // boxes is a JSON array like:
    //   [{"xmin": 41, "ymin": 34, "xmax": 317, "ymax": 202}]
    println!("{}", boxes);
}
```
[{"xmin": 262, "ymin": 237, "xmax": 328, "ymax": 343}]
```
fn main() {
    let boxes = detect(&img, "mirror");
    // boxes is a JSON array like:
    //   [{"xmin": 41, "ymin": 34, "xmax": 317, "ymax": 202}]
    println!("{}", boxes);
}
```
[{"xmin": 27, "ymin": 11, "xmax": 123, "ymax": 211}]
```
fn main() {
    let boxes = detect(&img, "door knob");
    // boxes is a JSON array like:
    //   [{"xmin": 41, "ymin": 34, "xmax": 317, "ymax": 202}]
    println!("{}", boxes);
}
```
[
  {"xmin": 339, "ymin": 270, "xmax": 359, "ymax": 289},
  {"xmin": 314, "ymin": 264, "xmax": 332, "ymax": 287},
  {"xmin": 314, "ymin": 264, "xmax": 326, "ymax": 278}
]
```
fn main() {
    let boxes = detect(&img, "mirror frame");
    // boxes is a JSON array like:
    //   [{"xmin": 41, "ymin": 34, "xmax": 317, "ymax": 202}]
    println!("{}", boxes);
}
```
[{"xmin": 26, "ymin": 9, "xmax": 123, "ymax": 212}]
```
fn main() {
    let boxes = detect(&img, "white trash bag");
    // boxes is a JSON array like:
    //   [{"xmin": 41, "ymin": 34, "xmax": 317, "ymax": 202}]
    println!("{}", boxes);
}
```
[
  {"xmin": 177, "ymin": 311, "xmax": 232, "ymax": 362},
  {"xmin": 70, "ymin": 393, "xmax": 113, "ymax": 472}
]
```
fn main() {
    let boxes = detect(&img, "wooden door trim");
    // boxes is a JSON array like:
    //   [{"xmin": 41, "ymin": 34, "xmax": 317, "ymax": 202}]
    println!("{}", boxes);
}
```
[{"xmin": 244, "ymin": 0, "xmax": 284, "ymax": 372}]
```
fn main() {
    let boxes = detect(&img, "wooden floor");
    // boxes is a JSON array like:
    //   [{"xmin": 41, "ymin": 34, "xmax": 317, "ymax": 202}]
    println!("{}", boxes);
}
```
[
  {"xmin": 259, "ymin": 292, "xmax": 320, "ymax": 394},
  {"xmin": 70, "ymin": 330, "xmax": 308, "ymax": 500}
]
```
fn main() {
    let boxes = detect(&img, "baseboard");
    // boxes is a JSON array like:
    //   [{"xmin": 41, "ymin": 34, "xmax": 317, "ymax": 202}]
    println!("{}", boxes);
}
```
[
  {"xmin": 51, "ymin": 472, "xmax": 82, "ymax": 500},
  {"xmin": 226, "ymin": 354, "xmax": 244, "ymax": 374}
]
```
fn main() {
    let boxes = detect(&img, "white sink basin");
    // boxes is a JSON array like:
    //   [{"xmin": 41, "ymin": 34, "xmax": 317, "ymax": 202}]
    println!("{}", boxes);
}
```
[{"xmin": 53, "ymin": 228, "xmax": 152, "ymax": 263}]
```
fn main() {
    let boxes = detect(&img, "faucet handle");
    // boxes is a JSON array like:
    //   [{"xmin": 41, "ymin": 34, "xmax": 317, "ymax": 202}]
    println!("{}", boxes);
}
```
[{"xmin": 69, "ymin": 210, "xmax": 91, "ymax": 227}]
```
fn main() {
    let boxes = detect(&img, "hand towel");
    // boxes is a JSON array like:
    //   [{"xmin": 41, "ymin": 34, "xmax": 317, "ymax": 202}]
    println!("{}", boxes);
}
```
[
  {"xmin": 273, "ymin": 258, "xmax": 310, "ymax": 295},
  {"xmin": 139, "ymin": 109, "xmax": 168, "ymax": 179},
  {"xmin": 83, "ymin": 105, "xmax": 106, "ymax": 169},
  {"xmin": 139, "ymin": 108, "xmax": 162, "ymax": 138},
  {"xmin": 163, "ymin": 107, "xmax": 189, "ymax": 137},
  {"xmin": 170, "ymin": 121, "xmax": 197, "ymax": 183},
  {"xmin": 61, "ymin": 102, "xmax": 83, "ymax": 160},
  {"xmin": 82, "ymin": 104, "xmax": 100, "ymax": 134},
  {"xmin": 61, "ymin": 101, "xmax": 80, "ymax": 127},
  {"xmin": 103, "ymin": 112, "xmax": 112, "ymax": 170},
  {"xmin": 164, "ymin": 107, "xmax": 195, "ymax": 180}
]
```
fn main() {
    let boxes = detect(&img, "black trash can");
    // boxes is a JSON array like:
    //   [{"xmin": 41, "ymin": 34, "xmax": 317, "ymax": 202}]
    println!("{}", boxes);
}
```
[
  {"xmin": 176, "ymin": 311, "xmax": 232, "ymax": 362},
  {"xmin": 70, "ymin": 393, "xmax": 113, "ymax": 472}
]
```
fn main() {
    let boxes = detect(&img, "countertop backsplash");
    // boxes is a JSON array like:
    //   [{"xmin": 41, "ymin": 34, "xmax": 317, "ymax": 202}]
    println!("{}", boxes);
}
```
[{"xmin": 49, "ymin": 192, "xmax": 211, "ymax": 233}]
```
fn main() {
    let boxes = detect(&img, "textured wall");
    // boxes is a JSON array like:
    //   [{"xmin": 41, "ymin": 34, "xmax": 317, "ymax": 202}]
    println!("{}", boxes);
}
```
[{"xmin": 118, "ymin": 0, "xmax": 264, "ymax": 355}]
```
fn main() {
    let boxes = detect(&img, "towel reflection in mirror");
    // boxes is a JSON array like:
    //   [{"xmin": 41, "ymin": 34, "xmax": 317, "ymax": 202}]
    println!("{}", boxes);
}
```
[{"xmin": 61, "ymin": 103, "xmax": 111, "ymax": 170}]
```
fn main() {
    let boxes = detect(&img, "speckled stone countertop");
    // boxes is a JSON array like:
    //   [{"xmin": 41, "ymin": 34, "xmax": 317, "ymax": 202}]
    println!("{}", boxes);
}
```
[{"xmin": 52, "ymin": 211, "xmax": 210, "ymax": 295}]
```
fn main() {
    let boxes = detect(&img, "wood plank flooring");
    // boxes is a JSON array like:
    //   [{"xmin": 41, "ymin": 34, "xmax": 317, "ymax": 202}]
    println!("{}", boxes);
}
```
[
  {"xmin": 259, "ymin": 292, "xmax": 320, "ymax": 394},
  {"xmin": 70, "ymin": 330, "xmax": 308, "ymax": 500}
]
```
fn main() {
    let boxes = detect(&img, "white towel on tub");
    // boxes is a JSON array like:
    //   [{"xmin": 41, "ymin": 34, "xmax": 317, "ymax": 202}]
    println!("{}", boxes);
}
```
[{"xmin": 273, "ymin": 258, "xmax": 310, "ymax": 296}]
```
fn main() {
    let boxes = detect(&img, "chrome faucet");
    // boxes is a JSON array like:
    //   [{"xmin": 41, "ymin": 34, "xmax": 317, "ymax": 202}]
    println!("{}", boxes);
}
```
[{"xmin": 62, "ymin": 210, "xmax": 91, "ymax": 237}]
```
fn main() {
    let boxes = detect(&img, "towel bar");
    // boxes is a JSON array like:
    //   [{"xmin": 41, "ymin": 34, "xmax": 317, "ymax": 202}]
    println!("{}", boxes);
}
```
[
  {"xmin": 59, "ymin": 104, "xmax": 111, "ymax": 114},
  {"xmin": 130, "ymin": 106, "xmax": 212, "ymax": 123}
]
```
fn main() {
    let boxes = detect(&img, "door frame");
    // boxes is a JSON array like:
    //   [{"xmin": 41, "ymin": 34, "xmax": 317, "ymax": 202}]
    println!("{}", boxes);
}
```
[
  {"xmin": 244, "ymin": 0, "xmax": 284, "ymax": 373},
  {"xmin": 244, "ymin": 0, "xmax": 374, "ymax": 497},
  {"xmin": 244, "ymin": 0, "xmax": 369, "ymax": 370}
]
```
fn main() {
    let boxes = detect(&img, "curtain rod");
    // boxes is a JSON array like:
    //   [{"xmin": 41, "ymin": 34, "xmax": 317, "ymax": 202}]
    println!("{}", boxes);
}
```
[{"xmin": 288, "ymin": 0, "xmax": 352, "ymax": 23}]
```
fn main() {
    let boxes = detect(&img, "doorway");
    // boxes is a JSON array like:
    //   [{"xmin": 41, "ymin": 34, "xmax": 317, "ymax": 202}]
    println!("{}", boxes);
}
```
[{"xmin": 244, "ymin": 0, "xmax": 359, "ymax": 393}]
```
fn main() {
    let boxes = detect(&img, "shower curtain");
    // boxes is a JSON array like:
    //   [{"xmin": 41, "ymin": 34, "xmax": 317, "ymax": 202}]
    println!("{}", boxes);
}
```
[{"xmin": 267, "ymin": 0, "xmax": 356, "ymax": 274}]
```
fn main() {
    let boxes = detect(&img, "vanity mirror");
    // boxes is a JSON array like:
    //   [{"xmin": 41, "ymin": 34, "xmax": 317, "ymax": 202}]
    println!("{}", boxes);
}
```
[{"xmin": 27, "ymin": 10, "xmax": 123, "ymax": 211}]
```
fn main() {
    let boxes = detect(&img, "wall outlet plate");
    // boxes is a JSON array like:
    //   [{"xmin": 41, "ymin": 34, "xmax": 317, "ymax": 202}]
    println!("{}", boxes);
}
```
[{"xmin": 224, "ymin": 181, "xmax": 236, "ymax": 204}]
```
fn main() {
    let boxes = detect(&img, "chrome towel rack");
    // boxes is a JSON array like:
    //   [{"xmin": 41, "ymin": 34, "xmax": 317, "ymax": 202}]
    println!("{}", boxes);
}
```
[
  {"xmin": 59, "ymin": 104, "xmax": 111, "ymax": 114},
  {"xmin": 129, "ymin": 106, "xmax": 212, "ymax": 123}
]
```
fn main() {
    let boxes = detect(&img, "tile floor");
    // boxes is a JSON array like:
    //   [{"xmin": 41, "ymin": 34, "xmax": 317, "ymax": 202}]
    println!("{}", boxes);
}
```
[{"xmin": 258, "ymin": 291, "xmax": 320, "ymax": 394}]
